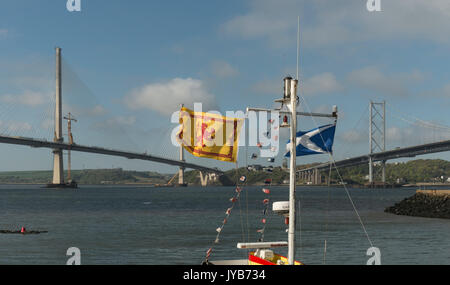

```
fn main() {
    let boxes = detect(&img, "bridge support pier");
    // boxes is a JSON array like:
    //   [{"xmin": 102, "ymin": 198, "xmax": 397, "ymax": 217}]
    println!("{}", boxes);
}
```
[
  {"xmin": 52, "ymin": 149, "xmax": 64, "ymax": 184},
  {"xmin": 178, "ymin": 142, "xmax": 186, "ymax": 186},
  {"xmin": 49, "ymin": 47, "xmax": 66, "ymax": 187},
  {"xmin": 315, "ymin": 169, "xmax": 321, "ymax": 185}
]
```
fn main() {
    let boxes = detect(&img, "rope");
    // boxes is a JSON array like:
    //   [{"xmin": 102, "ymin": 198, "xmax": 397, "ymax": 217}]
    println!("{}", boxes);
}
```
[
  {"xmin": 298, "ymin": 85, "xmax": 375, "ymax": 250},
  {"xmin": 323, "ymin": 162, "xmax": 332, "ymax": 264},
  {"xmin": 203, "ymin": 164, "xmax": 248, "ymax": 264}
]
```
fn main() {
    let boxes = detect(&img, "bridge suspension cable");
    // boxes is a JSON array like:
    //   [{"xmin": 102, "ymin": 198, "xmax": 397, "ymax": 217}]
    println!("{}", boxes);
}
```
[{"xmin": 386, "ymin": 102, "xmax": 450, "ymax": 132}]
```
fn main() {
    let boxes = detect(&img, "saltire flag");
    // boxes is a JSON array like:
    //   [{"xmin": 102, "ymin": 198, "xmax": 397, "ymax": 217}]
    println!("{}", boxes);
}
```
[
  {"xmin": 177, "ymin": 107, "xmax": 244, "ymax": 163},
  {"xmin": 285, "ymin": 122, "xmax": 336, "ymax": 157}
]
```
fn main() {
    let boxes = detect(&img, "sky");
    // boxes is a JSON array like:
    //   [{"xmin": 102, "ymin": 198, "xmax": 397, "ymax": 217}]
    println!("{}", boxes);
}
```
[{"xmin": 1, "ymin": 0, "xmax": 450, "ymax": 174}]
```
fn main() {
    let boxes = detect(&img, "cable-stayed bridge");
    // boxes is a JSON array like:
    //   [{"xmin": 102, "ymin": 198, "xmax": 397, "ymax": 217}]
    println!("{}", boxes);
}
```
[
  {"xmin": 0, "ymin": 135, "xmax": 223, "ymax": 174},
  {"xmin": 0, "ymin": 48, "xmax": 221, "ymax": 187},
  {"xmin": 2, "ymin": 48, "xmax": 450, "ymax": 188}
]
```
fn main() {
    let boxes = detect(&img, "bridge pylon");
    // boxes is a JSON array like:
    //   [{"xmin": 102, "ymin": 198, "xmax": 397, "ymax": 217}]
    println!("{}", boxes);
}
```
[
  {"xmin": 178, "ymin": 143, "xmax": 187, "ymax": 186},
  {"xmin": 368, "ymin": 100, "xmax": 386, "ymax": 187},
  {"xmin": 49, "ymin": 47, "xmax": 65, "ymax": 187}
]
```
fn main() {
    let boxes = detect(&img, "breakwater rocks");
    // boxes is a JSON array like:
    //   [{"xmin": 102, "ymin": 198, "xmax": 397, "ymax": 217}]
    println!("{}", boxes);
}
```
[{"xmin": 385, "ymin": 190, "xmax": 450, "ymax": 219}]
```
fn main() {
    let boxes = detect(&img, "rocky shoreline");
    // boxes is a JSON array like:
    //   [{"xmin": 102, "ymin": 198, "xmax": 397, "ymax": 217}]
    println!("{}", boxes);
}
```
[{"xmin": 385, "ymin": 190, "xmax": 450, "ymax": 219}]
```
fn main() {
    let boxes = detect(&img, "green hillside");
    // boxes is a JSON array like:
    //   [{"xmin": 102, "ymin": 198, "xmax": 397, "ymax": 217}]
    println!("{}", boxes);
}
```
[
  {"xmin": 0, "ymin": 159, "xmax": 449, "ymax": 186},
  {"xmin": 0, "ymin": 168, "xmax": 171, "ymax": 185}
]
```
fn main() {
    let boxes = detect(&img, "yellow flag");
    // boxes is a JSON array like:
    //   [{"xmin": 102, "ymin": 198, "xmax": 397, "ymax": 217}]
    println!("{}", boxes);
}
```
[{"xmin": 177, "ymin": 107, "xmax": 243, "ymax": 163}]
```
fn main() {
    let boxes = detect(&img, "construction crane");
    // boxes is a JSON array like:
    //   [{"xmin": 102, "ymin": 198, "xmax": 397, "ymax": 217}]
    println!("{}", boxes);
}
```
[
  {"xmin": 63, "ymin": 112, "xmax": 77, "ymax": 182},
  {"xmin": 167, "ymin": 172, "xmax": 179, "ymax": 185}
]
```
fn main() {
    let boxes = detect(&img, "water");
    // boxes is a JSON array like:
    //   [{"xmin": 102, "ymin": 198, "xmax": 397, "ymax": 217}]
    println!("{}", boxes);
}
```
[{"xmin": 0, "ymin": 184, "xmax": 448, "ymax": 265}]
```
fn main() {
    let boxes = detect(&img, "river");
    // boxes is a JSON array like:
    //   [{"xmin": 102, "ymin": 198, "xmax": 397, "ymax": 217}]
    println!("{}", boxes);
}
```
[{"xmin": 0, "ymin": 184, "xmax": 448, "ymax": 265}]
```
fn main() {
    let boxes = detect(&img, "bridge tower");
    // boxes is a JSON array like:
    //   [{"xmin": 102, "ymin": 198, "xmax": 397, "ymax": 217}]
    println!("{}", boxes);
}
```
[
  {"xmin": 369, "ymin": 101, "xmax": 386, "ymax": 186},
  {"xmin": 51, "ymin": 47, "xmax": 65, "ymax": 186},
  {"xmin": 178, "ymin": 143, "xmax": 186, "ymax": 186},
  {"xmin": 178, "ymin": 104, "xmax": 186, "ymax": 186}
]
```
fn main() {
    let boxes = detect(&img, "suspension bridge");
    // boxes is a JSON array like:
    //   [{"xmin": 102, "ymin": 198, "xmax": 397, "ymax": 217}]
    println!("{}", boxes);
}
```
[{"xmin": 298, "ymin": 101, "xmax": 450, "ymax": 186}]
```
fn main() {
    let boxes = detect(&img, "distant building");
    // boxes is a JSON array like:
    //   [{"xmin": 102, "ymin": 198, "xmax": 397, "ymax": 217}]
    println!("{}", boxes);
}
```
[{"xmin": 247, "ymin": 165, "xmax": 262, "ymax": 171}]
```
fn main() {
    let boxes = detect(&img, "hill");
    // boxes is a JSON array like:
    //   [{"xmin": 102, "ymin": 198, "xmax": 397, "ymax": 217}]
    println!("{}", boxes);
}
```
[
  {"xmin": 0, "ymin": 159, "xmax": 449, "ymax": 186},
  {"xmin": 0, "ymin": 168, "xmax": 171, "ymax": 185},
  {"xmin": 330, "ymin": 159, "xmax": 450, "ymax": 185}
]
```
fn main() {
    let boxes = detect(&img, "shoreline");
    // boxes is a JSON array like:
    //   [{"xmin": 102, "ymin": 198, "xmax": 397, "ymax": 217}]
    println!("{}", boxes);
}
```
[{"xmin": 385, "ymin": 190, "xmax": 450, "ymax": 219}]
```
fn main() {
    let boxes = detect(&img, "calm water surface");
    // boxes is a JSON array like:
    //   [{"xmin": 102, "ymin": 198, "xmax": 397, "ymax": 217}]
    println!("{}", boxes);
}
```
[{"xmin": 0, "ymin": 184, "xmax": 448, "ymax": 265}]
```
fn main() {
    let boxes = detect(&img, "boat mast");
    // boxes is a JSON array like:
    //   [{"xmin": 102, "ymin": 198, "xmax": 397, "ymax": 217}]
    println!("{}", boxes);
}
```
[
  {"xmin": 287, "ymin": 78, "xmax": 298, "ymax": 265},
  {"xmin": 288, "ymin": 16, "xmax": 300, "ymax": 265}
]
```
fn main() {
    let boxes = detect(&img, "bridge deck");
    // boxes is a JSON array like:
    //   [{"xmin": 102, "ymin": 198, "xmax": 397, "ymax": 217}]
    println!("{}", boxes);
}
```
[
  {"xmin": 0, "ymin": 135, "xmax": 223, "ymax": 174},
  {"xmin": 298, "ymin": 139, "xmax": 450, "ymax": 172}
]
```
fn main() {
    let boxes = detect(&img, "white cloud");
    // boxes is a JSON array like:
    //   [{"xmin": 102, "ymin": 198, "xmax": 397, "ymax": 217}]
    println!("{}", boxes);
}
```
[
  {"xmin": 0, "ymin": 120, "xmax": 32, "ymax": 132},
  {"xmin": 252, "ymin": 72, "xmax": 341, "ymax": 96},
  {"xmin": 0, "ymin": 90, "xmax": 49, "ymax": 107},
  {"xmin": 339, "ymin": 129, "xmax": 367, "ymax": 144},
  {"xmin": 64, "ymin": 104, "xmax": 107, "ymax": 117},
  {"xmin": 93, "ymin": 115, "xmax": 136, "ymax": 131},
  {"xmin": 210, "ymin": 60, "xmax": 239, "ymax": 78},
  {"xmin": 110, "ymin": 116, "xmax": 136, "ymax": 126},
  {"xmin": 421, "ymin": 83, "xmax": 450, "ymax": 98},
  {"xmin": 221, "ymin": 0, "xmax": 450, "ymax": 48},
  {"xmin": 347, "ymin": 66, "xmax": 424, "ymax": 97},
  {"xmin": 125, "ymin": 78, "xmax": 217, "ymax": 115},
  {"xmin": 301, "ymin": 72, "xmax": 341, "ymax": 96},
  {"xmin": 0, "ymin": 29, "xmax": 8, "ymax": 38},
  {"xmin": 221, "ymin": 0, "xmax": 296, "ymax": 48},
  {"xmin": 251, "ymin": 78, "xmax": 281, "ymax": 95}
]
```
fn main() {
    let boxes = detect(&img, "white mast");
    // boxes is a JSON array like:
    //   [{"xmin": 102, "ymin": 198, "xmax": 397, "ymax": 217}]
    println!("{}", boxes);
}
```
[
  {"xmin": 243, "ymin": 17, "xmax": 336, "ymax": 265},
  {"xmin": 288, "ymin": 16, "xmax": 300, "ymax": 265},
  {"xmin": 288, "ymin": 78, "xmax": 298, "ymax": 265}
]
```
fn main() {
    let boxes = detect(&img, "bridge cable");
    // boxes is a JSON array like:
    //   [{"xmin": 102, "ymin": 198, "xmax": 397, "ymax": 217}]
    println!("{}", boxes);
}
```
[{"xmin": 386, "ymin": 102, "xmax": 450, "ymax": 132}]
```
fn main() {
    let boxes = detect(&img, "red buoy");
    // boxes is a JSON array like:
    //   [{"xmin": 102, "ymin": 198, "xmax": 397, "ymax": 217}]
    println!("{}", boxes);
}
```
[{"xmin": 20, "ymin": 227, "xmax": 26, "ymax": 234}]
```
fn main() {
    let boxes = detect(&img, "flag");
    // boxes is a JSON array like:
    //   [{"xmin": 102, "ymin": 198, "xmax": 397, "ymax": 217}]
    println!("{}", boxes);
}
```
[
  {"xmin": 285, "ymin": 123, "xmax": 336, "ymax": 157},
  {"xmin": 177, "ymin": 107, "xmax": 244, "ymax": 163}
]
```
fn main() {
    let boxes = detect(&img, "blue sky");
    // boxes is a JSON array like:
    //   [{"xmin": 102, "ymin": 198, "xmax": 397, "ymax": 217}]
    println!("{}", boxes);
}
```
[{"xmin": 1, "ymin": 0, "xmax": 450, "ymax": 173}]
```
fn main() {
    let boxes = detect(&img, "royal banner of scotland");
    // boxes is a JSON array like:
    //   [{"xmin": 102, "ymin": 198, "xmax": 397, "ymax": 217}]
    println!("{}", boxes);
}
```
[
  {"xmin": 177, "ymin": 107, "xmax": 244, "ymax": 163},
  {"xmin": 285, "ymin": 123, "xmax": 336, "ymax": 157}
]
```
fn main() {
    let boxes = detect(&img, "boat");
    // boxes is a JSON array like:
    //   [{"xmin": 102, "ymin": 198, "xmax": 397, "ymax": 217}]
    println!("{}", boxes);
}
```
[
  {"xmin": 200, "ymin": 72, "xmax": 338, "ymax": 265},
  {"xmin": 195, "ymin": 16, "xmax": 343, "ymax": 265}
]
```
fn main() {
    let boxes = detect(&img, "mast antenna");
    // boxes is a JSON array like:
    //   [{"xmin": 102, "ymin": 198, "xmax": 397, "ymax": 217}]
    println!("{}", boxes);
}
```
[{"xmin": 296, "ymin": 16, "xmax": 300, "ymax": 80}]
